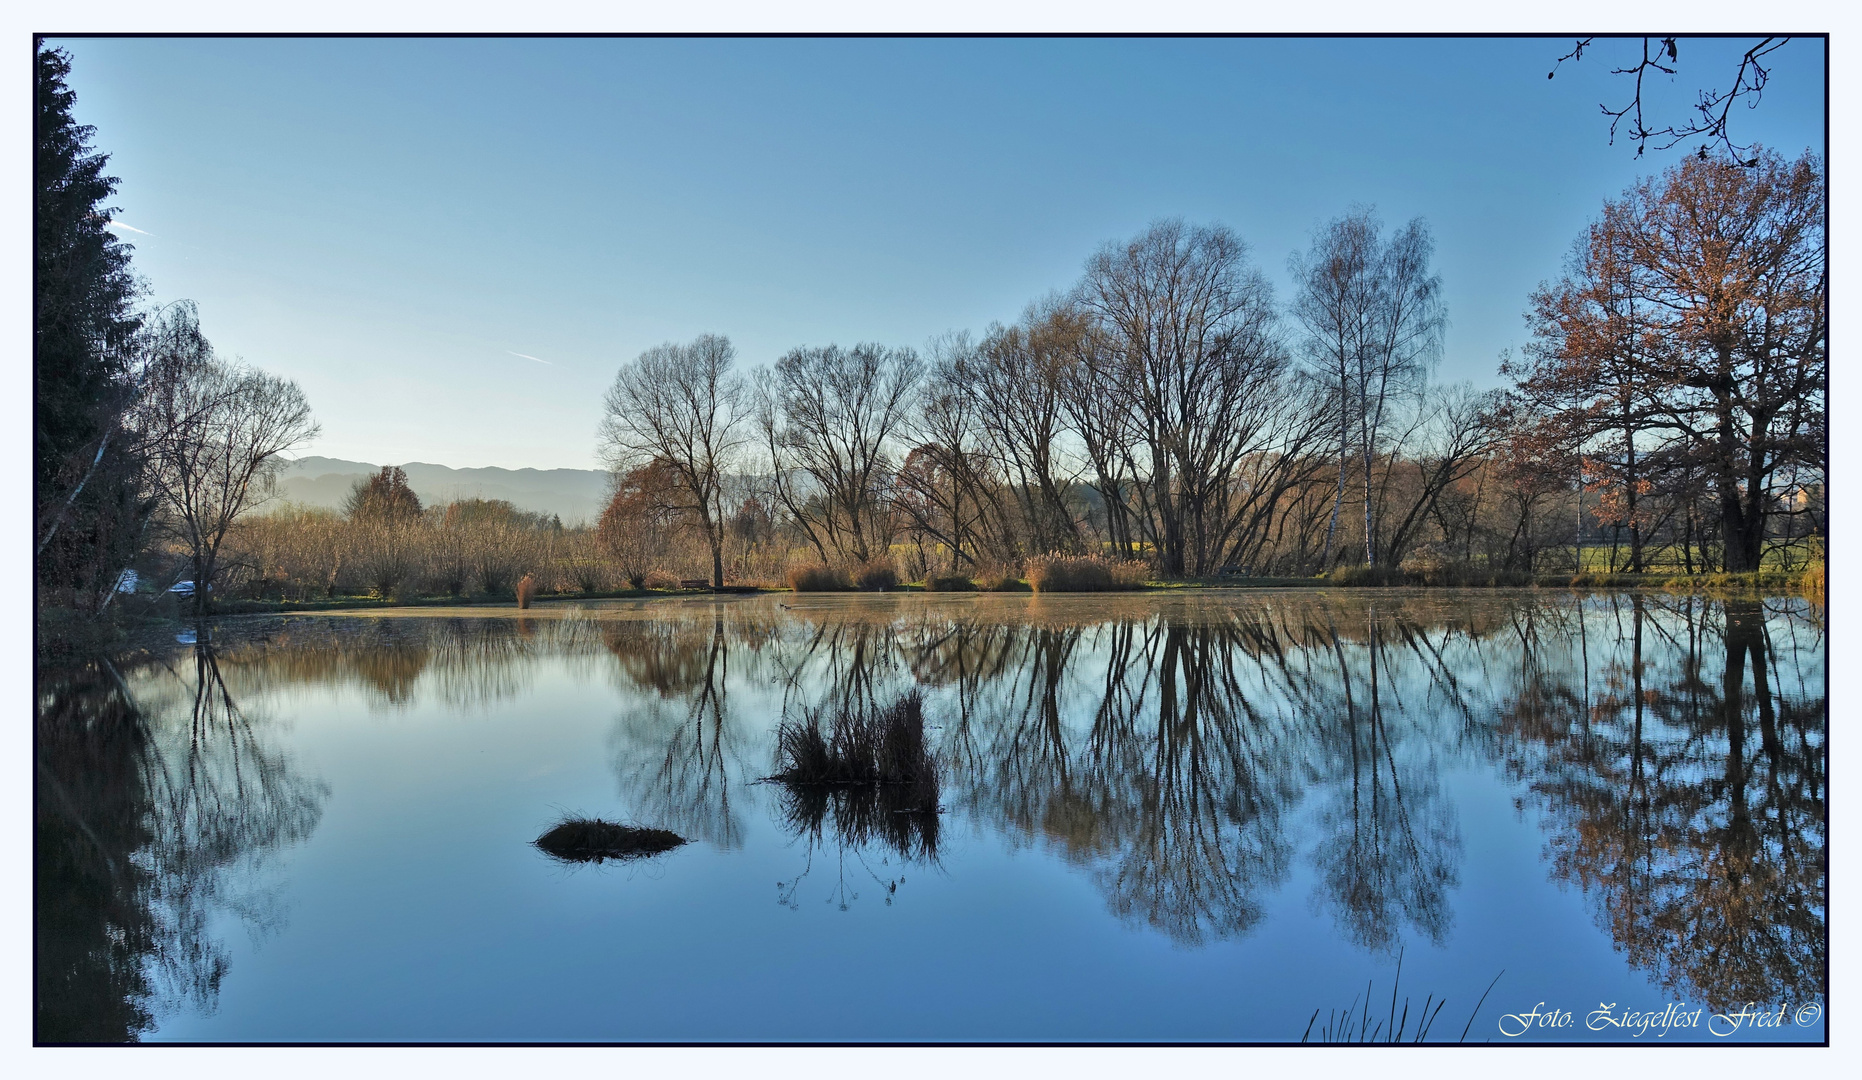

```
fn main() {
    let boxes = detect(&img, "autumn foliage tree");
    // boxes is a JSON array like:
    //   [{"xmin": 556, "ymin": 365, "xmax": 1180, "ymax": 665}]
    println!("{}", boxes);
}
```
[
  {"xmin": 1516, "ymin": 148, "xmax": 1824, "ymax": 572},
  {"xmin": 343, "ymin": 466, "xmax": 423, "ymax": 522},
  {"xmin": 597, "ymin": 459, "xmax": 685, "ymax": 589}
]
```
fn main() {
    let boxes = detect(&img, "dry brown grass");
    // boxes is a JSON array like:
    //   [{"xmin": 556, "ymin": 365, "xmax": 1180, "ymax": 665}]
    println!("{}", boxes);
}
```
[
  {"xmin": 787, "ymin": 562, "xmax": 851, "ymax": 592},
  {"xmin": 853, "ymin": 557, "xmax": 899, "ymax": 591},
  {"xmin": 515, "ymin": 573, "xmax": 538, "ymax": 608},
  {"xmin": 974, "ymin": 564, "xmax": 1030, "ymax": 591},
  {"xmin": 1026, "ymin": 554, "xmax": 1148, "ymax": 593}
]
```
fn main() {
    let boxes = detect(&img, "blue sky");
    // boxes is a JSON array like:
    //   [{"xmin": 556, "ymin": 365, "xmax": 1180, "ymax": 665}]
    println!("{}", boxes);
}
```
[{"xmin": 55, "ymin": 36, "xmax": 1827, "ymax": 471}]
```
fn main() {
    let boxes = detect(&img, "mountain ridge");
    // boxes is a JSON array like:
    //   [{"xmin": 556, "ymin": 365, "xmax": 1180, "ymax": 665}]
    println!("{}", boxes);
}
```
[{"xmin": 271, "ymin": 456, "xmax": 610, "ymax": 526}]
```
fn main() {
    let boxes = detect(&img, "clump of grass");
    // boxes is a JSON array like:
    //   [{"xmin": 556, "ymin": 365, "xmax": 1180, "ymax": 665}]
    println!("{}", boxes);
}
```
[
  {"xmin": 787, "ymin": 562, "xmax": 852, "ymax": 592},
  {"xmin": 922, "ymin": 572, "xmax": 977, "ymax": 592},
  {"xmin": 775, "ymin": 690, "xmax": 936, "ymax": 787},
  {"xmin": 515, "ymin": 573, "xmax": 538, "ymax": 609},
  {"xmin": 642, "ymin": 569, "xmax": 680, "ymax": 590},
  {"xmin": 1326, "ymin": 564, "xmax": 1407, "ymax": 587},
  {"xmin": 975, "ymin": 567, "xmax": 1030, "ymax": 592},
  {"xmin": 1028, "ymin": 554, "xmax": 1110, "ymax": 592},
  {"xmin": 1027, "ymin": 553, "xmax": 1148, "ymax": 593},
  {"xmin": 772, "ymin": 691, "xmax": 940, "ymax": 861},
  {"xmin": 533, "ymin": 817, "xmax": 686, "ymax": 863},
  {"xmin": 853, "ymin": 557, "xmax": 899, "ymax": 591}
]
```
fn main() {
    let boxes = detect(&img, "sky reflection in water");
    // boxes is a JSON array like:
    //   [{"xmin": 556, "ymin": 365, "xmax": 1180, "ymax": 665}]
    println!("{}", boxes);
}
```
[{"xmin": 34, "ymin": 591, "xmax": 1825, "ymax": 1043}]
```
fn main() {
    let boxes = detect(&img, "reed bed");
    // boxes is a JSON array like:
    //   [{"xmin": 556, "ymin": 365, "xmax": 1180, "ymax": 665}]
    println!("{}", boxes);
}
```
[
  {"xmin": 786, "ymin": 562, "xmax": 852, "ymax": 592},
  {"xmin": 1026, "ymin": 554, "xmax": 1149, "ymax": 593},
  {"xmin": 1302, "ymin": 954, "xmax": 1503, "ymax": 1044}
]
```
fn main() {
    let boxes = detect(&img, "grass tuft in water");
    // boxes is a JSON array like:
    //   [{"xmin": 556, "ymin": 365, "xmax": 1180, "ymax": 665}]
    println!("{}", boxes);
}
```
[
  {"xmin": 772, "ymin": 691, "xmax": 941, "ymax": 860},
  {"xmin": 534, "ymin": 817, "xmax": 686, "ymax": 863},
  {"xmin": 774, "ymin": 690, "xmax": 937, "ymax": 788}
]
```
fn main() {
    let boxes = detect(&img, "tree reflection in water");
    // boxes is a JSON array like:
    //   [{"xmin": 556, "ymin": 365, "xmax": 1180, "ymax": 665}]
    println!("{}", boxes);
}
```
[
  {"xmin": 771, "ymin": 716, "xmax": 942, "ymax": 912},
  {"xmin": 35, "ymin": 642, "xmax": 328, "ymax": 1042},
  {"xmin": 1506, "ymin": 594, "xmax": 1825, "ymax": 1011},
  {"xmin": 1306, "ymin": 612, "xmax": 1461, "ymax": 954},
  {"xmin": 37, "ymin": 594, "xmax": 1821, "ymax": 1035},
  {"xmin": 928, "ymin": 600, "xmax": 1455, "ymax": 948},
  {"xmin": 603, "ymin": 606, "xmax": 785, "ymax": 851}
]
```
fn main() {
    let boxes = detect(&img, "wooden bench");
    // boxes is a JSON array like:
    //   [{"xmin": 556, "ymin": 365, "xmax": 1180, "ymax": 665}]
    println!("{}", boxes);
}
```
[{"xmin": 679, "ymin": 579, "xmax": 711, "ymax": 590}]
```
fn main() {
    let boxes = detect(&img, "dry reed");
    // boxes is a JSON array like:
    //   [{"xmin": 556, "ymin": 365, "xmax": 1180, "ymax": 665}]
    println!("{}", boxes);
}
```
[
  {"xmin": 1026, "ymin": 554, "xmax": 1148, "ymax": 593},
  {"xmin": 787, "ymin": 562, "xmax": 851, "ymax": 592}
]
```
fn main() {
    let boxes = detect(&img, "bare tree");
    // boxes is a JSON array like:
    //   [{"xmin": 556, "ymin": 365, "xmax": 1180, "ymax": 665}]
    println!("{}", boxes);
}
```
[
  {"xmin": 1292, "ymin": 209, "xmax": 1444, "ymax": 567},
  {"xmin": 599, "ymin": 334, "xmax": 748, "ymax": 588},
  {"xmin": 758, "ymin": 342, "xmax": 923, "ymax": 564},
  {"xmin": 965, "ymin": 299, "xmax": 1087, "ymax": 554},
  {"xmin": 1056, "ymin": 314, "xmax": 1143, "ymax": 559},
  {"xmin": 1078, "ymin": 218, "xmax": 1295, "ymax": 576},
  {"xmin": 1373, "ymin": 383, "xmax": 1502, "ymax": 568},
  {"xmin": 1291, "ymin": 211, "xmax": 1379, "ymax": 569},
  {"xmin": 134, "ymin": 333, "xmax": 319, "ymax": 615},
  {"xmin": 898, "ymin": 331, "xmax": 1015, "ymax": 569}
]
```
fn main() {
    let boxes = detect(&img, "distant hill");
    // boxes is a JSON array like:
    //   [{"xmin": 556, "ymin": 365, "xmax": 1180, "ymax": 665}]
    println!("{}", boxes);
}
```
[{"xmin": 269, "ymin": 456, "xmax": 610, "ymax": 526}]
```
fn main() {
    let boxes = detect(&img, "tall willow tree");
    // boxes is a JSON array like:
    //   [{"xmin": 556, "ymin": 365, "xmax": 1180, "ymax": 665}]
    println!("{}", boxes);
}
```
[
  {"xmin": 1076, "ymin": 219, "xmax": 1295, "ymax": 577},
  {"xmin": 600, "ymin": 334, "xmax": 748, "ymax": 588}
]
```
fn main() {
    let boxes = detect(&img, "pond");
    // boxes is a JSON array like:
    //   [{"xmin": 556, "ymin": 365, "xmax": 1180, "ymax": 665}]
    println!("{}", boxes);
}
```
[{"xmin": 34, "ymin": 591, "xmax": 1826, "ymax": 1043}]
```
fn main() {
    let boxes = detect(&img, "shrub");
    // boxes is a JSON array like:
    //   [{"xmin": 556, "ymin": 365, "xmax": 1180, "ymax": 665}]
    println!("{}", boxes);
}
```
[
  {"xmin": 1027, "ymin": 554, "xmax": 1147, "ymax": 593},
  {"xmin": 923, "ymin": 572, "xmax": 977, "ymax": 592},
  {"xmin": 787, "ymin": 562, "xmax": 851, "ymax": 592},
  {"xmin": 515, "ymin": 573, "xmax": 538, "ymax": 609},
  {"xmin": 853, "ymin": 557, "xmax": 899, "ymax": 591},
  {"xmin": 642, "ymin": 569, "xmax": 680, "ymax": 591},
  {"xmin": 1028, "ymin": 554, "xmax": 1110, "ymax": 592}
]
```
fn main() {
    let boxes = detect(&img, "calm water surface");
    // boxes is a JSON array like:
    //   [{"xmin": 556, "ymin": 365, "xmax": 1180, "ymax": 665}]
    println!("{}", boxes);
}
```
[{"xmin": 35, "ymin": 591, "xmax": 1825, "ymax": 1043}]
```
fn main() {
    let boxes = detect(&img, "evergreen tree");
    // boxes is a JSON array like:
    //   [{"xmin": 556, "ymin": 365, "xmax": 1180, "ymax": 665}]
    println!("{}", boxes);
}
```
[{"xmin": 35, "ymin": 42, "xmax": 147, "ymax": 605}]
